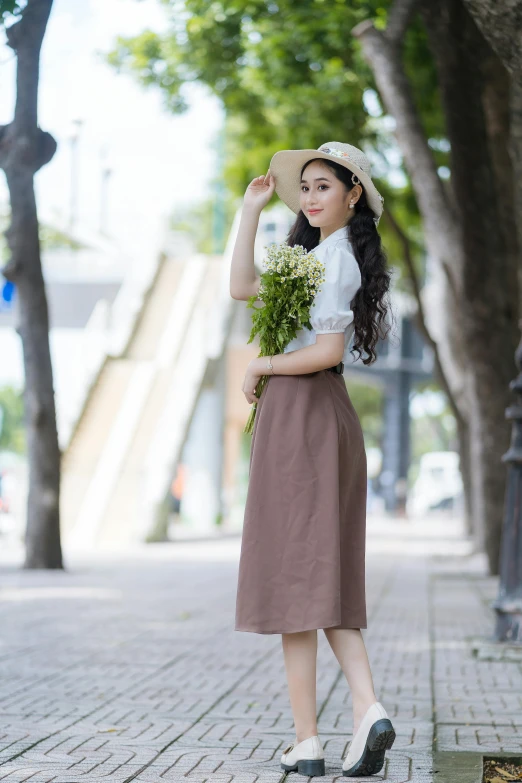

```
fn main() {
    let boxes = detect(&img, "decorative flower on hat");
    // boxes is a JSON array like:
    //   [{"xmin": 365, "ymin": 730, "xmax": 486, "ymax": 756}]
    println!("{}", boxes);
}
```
[
  {"xmin": 319, "ymin": 145, "xmax": 384, "ymax": 211},
  {"xmin": 319, "ymin": 146, "xmax": 352, "ymax": 159},
  {"xmin": 319, "ymin": 145, "xmax": 371, "ymax": 174}
]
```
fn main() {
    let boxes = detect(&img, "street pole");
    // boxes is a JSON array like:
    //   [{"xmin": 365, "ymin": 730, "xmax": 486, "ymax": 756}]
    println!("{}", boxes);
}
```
[
  {"xmin": 492, "ymin": 319, "xmax": 522, "ymax": 644},
  {"xmin": 99, "ymin": 146, "xmax": 112, "ymax": 235},
  {"xmin": 211, "ymin": 124, "xmax": 226, "ymax": 254},
  {"xmin": 68, "ymin": 118, "xmax": 83, "ymax": 232}
]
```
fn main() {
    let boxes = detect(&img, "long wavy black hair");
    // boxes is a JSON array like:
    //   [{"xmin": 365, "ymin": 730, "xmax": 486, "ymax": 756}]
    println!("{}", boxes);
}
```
[{"xmin": 286, "ymin": 157, "xmax": 393, "ymax": 365}]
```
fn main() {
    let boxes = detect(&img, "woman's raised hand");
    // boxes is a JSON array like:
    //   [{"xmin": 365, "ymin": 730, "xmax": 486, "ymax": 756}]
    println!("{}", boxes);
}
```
[{"xmin": 243, "ymin": 170, "xmax": 276, "ymax": 212}]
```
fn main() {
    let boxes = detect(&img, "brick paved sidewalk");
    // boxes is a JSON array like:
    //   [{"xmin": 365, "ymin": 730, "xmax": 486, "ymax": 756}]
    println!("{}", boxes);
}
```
[{"xmin": 0, "ymin": 514, "xmax": 520, "ymax": 783}]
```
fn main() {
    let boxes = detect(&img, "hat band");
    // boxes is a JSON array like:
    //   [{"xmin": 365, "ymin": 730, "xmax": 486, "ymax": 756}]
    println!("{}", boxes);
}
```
[{"xmin": 318, "ymin": 146, "xmax": 369, "ymax": 173}]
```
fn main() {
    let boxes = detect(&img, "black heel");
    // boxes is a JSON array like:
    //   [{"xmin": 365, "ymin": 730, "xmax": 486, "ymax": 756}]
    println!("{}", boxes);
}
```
[
  {"xmin": 281, "ymin": 758, "xmax": 326, "ymax": 776},
  {"xmin": 368, "ymin": 718, "xmax": 396, "ymax": 751},
  {"xmin": 342, "ymin": 719, "xmax": 396, "ymax": 777},
  {"xmin": 297, "ymin": 758, "xmax": 325, "ymax": 776}
]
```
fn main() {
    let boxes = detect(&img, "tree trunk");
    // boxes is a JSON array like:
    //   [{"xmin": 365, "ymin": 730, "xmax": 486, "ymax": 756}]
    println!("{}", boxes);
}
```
[
  {"xmin": 420, "ymin": 0, "xmax": 519, "ymax": 573},
  {"xmin": 461, "ymin": 0, "xmax": 522, "ymax": 76},
  {"xmin": 464, "ymin": 0, "xmax": 522, "ymax": 287},
  {"xmin": 456, "ymin": 414, "xmax": 474, "ymax": 539},
  {"xmin": 509, "ymin": 81, "xmax": 522, "ymax": 317},
  {"xmin": 0, "ymin": 0, "xmax": 62, "ymax": 569},
  {"xmin": 353, "ymin": 0, "xmax": 520, "ymax": 574},
  {"xmin": 384, "ymin": 205, "xmax": 475, "ymax": 535}
]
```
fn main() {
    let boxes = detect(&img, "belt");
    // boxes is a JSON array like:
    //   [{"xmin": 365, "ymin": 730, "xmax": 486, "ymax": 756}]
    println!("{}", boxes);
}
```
[{"xmin": 326, "ymin": 361, "xmax": 344, "ymax": 374}]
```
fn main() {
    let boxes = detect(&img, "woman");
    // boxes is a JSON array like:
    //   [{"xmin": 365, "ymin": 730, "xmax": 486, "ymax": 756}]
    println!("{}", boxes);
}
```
[{"xmin": 229, "ymin": 141, "xmax": 396, "ymax": 778}]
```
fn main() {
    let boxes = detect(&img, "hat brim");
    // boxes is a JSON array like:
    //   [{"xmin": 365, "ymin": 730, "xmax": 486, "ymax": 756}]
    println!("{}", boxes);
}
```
[{"xmin": 269, "ymin": 148, "xmax": 383, "ymax": 225}]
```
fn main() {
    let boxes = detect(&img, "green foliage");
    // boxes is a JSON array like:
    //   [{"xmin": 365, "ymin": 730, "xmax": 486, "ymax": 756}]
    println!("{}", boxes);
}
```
[
  {"xmin": 0, "ymin": 386, "xmax": 25, "ymax": 453},
  {"xmin": 108, "ymin": 28, "xmax": 192, "ymax": 113},
  {"xmin": 1, "ymin": 210, "xmax": 86, "ymax": 254},
  {"xmin": 0, "ymin": 0, "xmax": 23, "ymax": 24},
  {"xmin": 107, "ymin": 1, "xmax": 447, "ymax": 173},
  {"xmin": 246, "ymin": 243, "xmax": 324, "ymax": 352},
  {"xmin": 410, "ymin": 382, "xmax": 457, "ymax": 468},
  {"xmin": 347, "ymin": 379, "xmax": 383, "ymax": 449},
  {"xmin": 107, "ymin": 0, "xmax": 444, "ymax": 288},
  {"xmin": 0, "ymin": 212, "xmax": 8, "ymax": 264},
  {"xmin": 38, "ymin": 224, "xmax": 87, "ymax": 251},
  {"xmin": 169, "ymin": 191, "xmax": 238, "ymax": 254},
  {"xmin": 169, "ymin": 202, "xmax": 214, "ymax": 253}
]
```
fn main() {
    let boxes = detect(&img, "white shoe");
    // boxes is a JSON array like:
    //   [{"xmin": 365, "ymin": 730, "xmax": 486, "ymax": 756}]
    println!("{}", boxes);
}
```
[
  {"xmin": 342, "ymin": 701, "xmax": 395, "ymax": 777},
  {"xmin": 281, "ymin": 735, "xmax": 325, "ymax": 776}
]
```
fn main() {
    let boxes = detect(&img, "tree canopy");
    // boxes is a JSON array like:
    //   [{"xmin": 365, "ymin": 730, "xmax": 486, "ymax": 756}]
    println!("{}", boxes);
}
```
[
  {"xmin": 108, "ymin": 1, "xmax": 451, "ymax": 282},
  {"xmin": 0, "ymin": 0, "xmax": 23, "ymax": 23},
  {"xmin": 108, "ymin": 1, "xmax": 445, "ymax": 203}
]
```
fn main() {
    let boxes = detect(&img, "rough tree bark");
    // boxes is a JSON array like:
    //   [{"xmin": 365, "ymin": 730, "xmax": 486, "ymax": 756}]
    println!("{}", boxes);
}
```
[
  {"xmin": 510, "ymin": 82, "xmax": 522, "ymax": 317},
  {"xmin": 463, "ymin": 0, "xmax": 522, "ymax": 306},
  {"xmin": 0, "ymin": 0, "xmax": 62, "ymax": 568},
  {"xmin": 421, "ymin": 0, "xmax": 519, "ymax": 573},
  {"xmin": 353, "ymin": 0, "xmax": 520, "ymax": 574},
  {"xmin": 461, "ymin": 0, "xmax": 522, "ymax": 76}
]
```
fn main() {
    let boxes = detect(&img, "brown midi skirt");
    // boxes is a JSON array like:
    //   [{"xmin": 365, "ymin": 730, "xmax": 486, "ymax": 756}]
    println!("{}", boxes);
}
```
[{"xmin": 235, "ymin": 368, "xmax": 368, "ymax": 634}]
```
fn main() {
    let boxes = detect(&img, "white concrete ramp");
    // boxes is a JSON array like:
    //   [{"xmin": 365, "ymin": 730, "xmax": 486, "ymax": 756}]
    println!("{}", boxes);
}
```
[{"xmin": 60, "ymin": 252, "xmax": 224, "ymax": 548}]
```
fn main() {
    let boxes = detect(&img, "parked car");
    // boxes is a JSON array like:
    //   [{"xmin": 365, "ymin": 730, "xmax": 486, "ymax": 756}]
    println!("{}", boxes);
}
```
[{"xmin": 407, "ymin": 451, "xmax": 463, "ymax": 517}]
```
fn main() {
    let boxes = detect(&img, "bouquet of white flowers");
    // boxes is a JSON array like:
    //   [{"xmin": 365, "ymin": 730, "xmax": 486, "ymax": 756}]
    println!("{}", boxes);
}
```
[{"xmin": 243, "ymin": 241, "xmax": 326, "ymax": 435}]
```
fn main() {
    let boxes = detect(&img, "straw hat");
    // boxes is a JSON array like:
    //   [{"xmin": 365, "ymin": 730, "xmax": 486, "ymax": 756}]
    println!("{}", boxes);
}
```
[{"xmin": 269, "ymin": 141, "xmax": 384, "ymax": 226}]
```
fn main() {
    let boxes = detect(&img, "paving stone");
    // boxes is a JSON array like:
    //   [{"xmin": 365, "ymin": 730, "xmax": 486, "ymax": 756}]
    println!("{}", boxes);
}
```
[{"xmin": 0, "ymin": 517, "xmax": 514, "ymax": 782}]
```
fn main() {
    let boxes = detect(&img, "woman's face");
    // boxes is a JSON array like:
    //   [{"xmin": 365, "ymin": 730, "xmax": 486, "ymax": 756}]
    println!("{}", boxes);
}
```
[{"xmin": 299, "ymin": 160, "xmax": 361, "ymax": 232}]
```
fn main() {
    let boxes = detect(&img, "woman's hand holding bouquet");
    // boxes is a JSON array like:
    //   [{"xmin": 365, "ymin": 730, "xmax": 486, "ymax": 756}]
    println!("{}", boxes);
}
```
[{"xmin": 243, "ymin": 241, "xmax": 325, "ymax": 434}]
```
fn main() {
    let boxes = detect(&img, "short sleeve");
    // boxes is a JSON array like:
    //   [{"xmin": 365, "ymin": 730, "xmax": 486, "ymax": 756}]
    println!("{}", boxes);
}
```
[{"xmin": 310, "ymin": 242, "xmax": 361, "ymax": 334}]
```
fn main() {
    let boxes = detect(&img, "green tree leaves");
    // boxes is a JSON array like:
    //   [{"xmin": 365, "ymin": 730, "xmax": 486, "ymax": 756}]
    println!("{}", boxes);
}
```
[{"xmin": 0, "ymin": 0, "xmax": 23, "ymax": 24}]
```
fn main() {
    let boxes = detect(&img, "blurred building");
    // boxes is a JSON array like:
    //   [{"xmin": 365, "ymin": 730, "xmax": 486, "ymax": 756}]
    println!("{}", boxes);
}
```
[{"xmin": 0, "ymin": 203, "xmax": 434, "ymax": 547}]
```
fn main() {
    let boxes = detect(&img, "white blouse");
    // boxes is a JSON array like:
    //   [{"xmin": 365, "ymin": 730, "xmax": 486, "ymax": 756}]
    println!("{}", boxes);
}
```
[{"xmin": 282, "ymin": 225, "xmax": 361, "ymax": 364}]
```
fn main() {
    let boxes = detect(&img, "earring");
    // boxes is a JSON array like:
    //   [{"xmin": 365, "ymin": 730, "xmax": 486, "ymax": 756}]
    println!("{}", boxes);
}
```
[{"xmin": 349, "ymin": 202, "xmax": 355, "ymax": 209}]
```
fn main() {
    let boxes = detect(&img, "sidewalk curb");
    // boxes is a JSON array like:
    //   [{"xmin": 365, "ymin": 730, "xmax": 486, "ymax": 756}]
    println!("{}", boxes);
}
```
[
  {"xmin": 470, "ymin": 636, "xmax": 522, "ymax": 662},
  {"xmin": 433, "ymin": 751, "xmax": 483, "ymax": 783}
]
